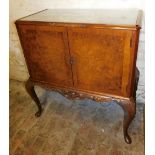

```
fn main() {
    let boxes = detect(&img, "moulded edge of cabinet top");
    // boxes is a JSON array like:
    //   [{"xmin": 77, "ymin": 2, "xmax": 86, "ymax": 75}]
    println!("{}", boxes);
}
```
[{"xmin": 15, "ymin": 9, "xmax": 142, "ymax": 30}]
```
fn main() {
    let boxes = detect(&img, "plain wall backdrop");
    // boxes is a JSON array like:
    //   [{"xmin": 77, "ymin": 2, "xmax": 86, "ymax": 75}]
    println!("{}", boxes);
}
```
[{"xmin": 9, "ymin": 0, "xmax": 145, "ymax": 103}]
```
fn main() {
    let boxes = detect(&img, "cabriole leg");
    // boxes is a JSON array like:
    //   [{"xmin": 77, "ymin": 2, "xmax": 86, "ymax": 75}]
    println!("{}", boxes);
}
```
[
  {"xmin": 25, "ymin": 78, "xmax": 43, "ymax": 117},
  {"xmin": 117, "ymin": 98, "xmax": 136, "ymax": 144}
]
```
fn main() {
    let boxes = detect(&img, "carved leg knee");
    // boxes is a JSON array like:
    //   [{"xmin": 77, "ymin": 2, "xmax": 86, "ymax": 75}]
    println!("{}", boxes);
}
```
[
  {"xmin": 25, "ymin": 78, "xmax": 43, "ymax": 117},
  {"xmin": 117, "ymin": 98, "xmax": 136, "ymax": 144}
]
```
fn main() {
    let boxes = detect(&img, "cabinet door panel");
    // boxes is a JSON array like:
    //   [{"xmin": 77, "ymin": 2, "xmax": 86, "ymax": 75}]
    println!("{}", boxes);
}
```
[
  {"xmin": 68, "ymin": 27, "xmax": 132, "ymax": 96},
  {"xmin": 17, "ymin": 24, "xmax": 73, "ymax": 87}
]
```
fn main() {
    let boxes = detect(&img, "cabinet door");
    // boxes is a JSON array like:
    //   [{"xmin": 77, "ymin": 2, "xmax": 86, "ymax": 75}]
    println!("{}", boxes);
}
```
[
  {"xmin": 68, "ymin": 27, "xmax": 132, "ymax": 97},
  {"xmin": 17, "ymin": 24, "xmax": 73, "ymax": 87}
]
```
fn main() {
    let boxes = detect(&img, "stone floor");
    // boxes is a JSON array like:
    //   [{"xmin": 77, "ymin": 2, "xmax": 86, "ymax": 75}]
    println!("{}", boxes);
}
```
[{"xmin": 9, "ymin": 80, "xmax": 144, "ymax": 155}]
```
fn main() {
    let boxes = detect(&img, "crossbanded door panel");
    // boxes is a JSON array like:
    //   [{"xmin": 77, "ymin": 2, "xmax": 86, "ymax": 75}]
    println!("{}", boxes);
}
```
[
  {"xmin": 17, "ymin": 24, "xmax": 73, "ymax": 87},
  {"xmin": 68, "ymin": 27, "xmax": 132, "ymax": 97}
]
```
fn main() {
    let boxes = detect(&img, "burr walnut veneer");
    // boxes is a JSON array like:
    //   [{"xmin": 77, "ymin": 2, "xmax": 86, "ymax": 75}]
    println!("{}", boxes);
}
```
[{"xmin": 15, "ymin": 9, "xmax": 142, "ymax": 144}]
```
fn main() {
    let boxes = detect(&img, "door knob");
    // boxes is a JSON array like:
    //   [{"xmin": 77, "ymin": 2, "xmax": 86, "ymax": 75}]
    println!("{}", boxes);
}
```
[{"xmin": 70, "ymin": 57, "xmax": 75, "ymax": 65}]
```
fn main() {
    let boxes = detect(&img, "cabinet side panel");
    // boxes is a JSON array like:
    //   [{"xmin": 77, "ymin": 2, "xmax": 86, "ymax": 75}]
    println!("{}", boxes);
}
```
[
  {"xmin": 128, "ymin": 29, "xmax": 141, "ymax": 97},
  {"xmin": 16, "ymin": 23, "xmax": 73, "ymax": 87},
  {"xmin": 68, "ymin": 27, "xmax": 132, "ymax": 96}
]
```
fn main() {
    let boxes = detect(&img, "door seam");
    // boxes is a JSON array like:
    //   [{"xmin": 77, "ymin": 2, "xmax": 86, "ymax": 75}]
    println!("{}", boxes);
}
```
[{"xmin": 66, "ymin": 28, "xmax": 75, "ymax": 87}]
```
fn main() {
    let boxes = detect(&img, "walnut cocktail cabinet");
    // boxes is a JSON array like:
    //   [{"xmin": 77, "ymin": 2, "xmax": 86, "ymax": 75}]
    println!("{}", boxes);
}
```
[{"xmin": 15, "ymin": 9, "xmax": 142, "ymax": 144}]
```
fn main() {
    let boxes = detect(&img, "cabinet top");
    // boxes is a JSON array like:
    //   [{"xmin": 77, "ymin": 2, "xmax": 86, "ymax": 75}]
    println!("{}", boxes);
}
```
[{"xmin": 17, "ymin": 9, "xmax": 142, "ymax": 28}]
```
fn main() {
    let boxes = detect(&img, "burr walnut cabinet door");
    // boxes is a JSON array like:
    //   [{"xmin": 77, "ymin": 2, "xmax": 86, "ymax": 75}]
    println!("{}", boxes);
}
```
[
  {"xmin": 17, "ymin": 24, "xmax": 73, "ymax": 87},
  {"xmin": 68, "ymin": 27, "xmax": 133, "ymax": 97}
]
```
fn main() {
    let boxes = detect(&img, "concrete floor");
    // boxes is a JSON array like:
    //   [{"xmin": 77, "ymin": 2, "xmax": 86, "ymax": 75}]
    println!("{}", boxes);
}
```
[{"xmin": 10, "ymin": 80, "xmax": 144, "ymax": 155}]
